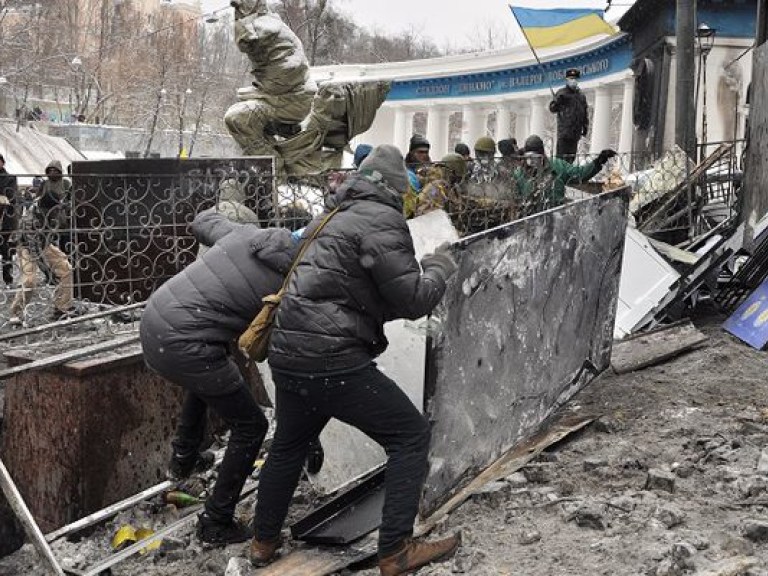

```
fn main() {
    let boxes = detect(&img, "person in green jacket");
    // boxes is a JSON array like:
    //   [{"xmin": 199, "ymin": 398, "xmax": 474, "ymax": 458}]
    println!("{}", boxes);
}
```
[{"xmin": 514, "ymin": 135, "xmax": 616, "ymax": 213}]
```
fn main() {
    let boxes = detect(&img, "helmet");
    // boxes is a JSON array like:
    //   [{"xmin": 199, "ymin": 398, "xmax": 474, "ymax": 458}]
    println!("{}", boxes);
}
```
[
  {"xmin": 474, "ymin": 136, "xmax": 496, "ymax": 155},
  {"xmin": 439, "ymin": 153, "xmax": 467, "ymax": 180}
]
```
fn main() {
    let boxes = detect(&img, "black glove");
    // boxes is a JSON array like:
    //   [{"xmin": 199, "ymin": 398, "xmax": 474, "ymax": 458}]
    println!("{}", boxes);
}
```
[
  {"xmin": 596, "ymin": 149, "xmax": 617, "ymax": 167},
  {"xmin": 421, "ymin": 244, "xmax": 458, "ymax": 282}
]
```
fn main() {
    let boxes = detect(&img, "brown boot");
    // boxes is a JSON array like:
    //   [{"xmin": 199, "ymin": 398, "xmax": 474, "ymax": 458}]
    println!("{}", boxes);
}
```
[
  {"xmin": 378, "ymin": 533, "xmax": 461, "ymax": 576},
  {"xmin": 249, "ymin": 537, "xmax": 282, "ymax": 567}
]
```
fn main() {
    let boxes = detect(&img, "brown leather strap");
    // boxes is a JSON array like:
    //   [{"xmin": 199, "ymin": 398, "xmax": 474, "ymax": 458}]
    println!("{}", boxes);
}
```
[{"xmin": 278, "ymin": 206, "xmax": 341, "ymax": 294}]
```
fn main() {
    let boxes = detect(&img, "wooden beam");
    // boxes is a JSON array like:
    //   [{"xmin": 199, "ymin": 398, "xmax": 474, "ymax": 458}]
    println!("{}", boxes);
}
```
[{"xmin": 611, "ymin": 320, "xmax": 708, "ymax": 374}]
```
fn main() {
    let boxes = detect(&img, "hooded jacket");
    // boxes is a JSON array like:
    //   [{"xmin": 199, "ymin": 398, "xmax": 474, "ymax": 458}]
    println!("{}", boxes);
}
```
[
  {"xmin": 141, "ymin": 211, "xmax": 295, "ymax": 347},
  {"xmin": 268, "ymin": 172, "xmax": 448, "ymax": 375}
]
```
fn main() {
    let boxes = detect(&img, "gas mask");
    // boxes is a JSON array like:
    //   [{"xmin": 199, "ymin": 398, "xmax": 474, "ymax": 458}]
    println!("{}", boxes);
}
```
[
  {"xmin": 566, "ymin": 78, "xmax": 579, "ymax": 90},
  {"xmin": 524, "ymin": 152, "xmax": 543, "ymax": 169}
]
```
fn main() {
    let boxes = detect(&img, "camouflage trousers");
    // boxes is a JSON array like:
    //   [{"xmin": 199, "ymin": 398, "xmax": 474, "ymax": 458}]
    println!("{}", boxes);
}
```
[{"xmin": 10, "ymin": 245, "xmax": 73, "ymax": 316}]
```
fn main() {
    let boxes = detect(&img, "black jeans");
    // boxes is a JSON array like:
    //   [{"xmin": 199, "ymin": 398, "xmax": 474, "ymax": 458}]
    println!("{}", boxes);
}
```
[
  {"xmin": 556, "ymin": 136, "xmax": 580, "ymax": 163},
  {"xmin": 254, "ymin": 364, "xmax": 430, "ymax": 556},
  {"xmin": 174, "ymin": 385, "xmax": 268, "ymax": 523}
]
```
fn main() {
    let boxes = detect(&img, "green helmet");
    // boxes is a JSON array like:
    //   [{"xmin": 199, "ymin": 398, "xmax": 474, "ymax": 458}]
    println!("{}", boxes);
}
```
[
  {"xmin": 439, "ymin": 153, "xmax": 467, "ymax": 180},
  {"xmin": 474, "ymin": 136, "xmax": 496, "ymax": 154}
]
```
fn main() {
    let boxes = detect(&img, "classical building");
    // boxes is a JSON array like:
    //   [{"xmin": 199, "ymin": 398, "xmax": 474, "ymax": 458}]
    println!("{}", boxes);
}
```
[{"xmin": 313, "ymin": 0, "xmax": 755, "ymax": 160}]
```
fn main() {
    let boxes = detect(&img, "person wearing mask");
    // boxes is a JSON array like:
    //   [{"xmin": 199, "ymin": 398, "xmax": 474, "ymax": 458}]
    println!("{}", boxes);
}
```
[
  {"xmin": 468, "ymin": 136, "xmax": 499, "ymax": 183},
  {"xmin": 0, "ymin": 154, "xmax": 18, "ymax": 287},
  {"xmin": 141, "ymin": 211, "xmax": 298, "ymax": 546},
  {"xmin": 38, "ymin": 160, "xmax": 72, "ymax": 254},
  {"xmin": 549, "ymin": 69, "xmax": 590, "ymax": 162},
  {"xmin": 513, "ymin": 135, "xmax": 615, "ymax": 212},
  {"xmin": 249, "ymin": 145, "xmax": 461, "ymax": 575},
  {"xmin": 9, "ymin": 160, "xmax": 76, "ymax": 325}
]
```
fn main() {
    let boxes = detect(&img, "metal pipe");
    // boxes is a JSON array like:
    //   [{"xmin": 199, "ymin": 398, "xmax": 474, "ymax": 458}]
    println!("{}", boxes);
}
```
[
  {"xmin": 0, "ymin": 458, "xmax": 65, "ymax": 576},
  {"xmin": 46, "ymin": 480, "xmax": 173, "ymax": 543},
  {"xmin": 0, "ymin": 335, "xmax": 140, "ymax": 380},
  {"xmin": 0, "ymin": 302, "xmax": 145, "ymax": 343},
  {"xmin": 676, "ymin": 0, "xmax": 697, "ymax": 158}
]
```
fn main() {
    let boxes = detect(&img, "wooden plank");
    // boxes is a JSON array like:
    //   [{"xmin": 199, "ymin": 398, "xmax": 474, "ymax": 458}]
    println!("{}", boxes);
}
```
[
  {"xmin": 611, "ymin": 320, "xmax": 708, "ymax": 374},
  {"xmin": 418, "ymin": 413, "xmax": 595, "ymax": 534},
  {"xmin": 256, "ymin": 534, "xmax": 378, "ymax": 576}
]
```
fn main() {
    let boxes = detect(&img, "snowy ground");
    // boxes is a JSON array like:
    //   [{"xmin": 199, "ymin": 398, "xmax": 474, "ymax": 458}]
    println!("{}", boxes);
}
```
[{"xmin": 3, "ymin": 315, "xmax": 768, "ymax": 575}]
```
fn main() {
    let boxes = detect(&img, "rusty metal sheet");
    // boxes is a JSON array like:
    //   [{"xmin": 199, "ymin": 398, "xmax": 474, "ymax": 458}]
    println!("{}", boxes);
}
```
[
  {"xmin": 0, "ymin": 352, "xmax": 184, "ymax": 533},
  {"xmin": 421, "ymin": 190, "xmax": 629, "ymax": 517}
]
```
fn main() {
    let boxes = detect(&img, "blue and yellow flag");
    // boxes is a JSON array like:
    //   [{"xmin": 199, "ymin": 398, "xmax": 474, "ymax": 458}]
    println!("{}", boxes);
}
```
[{"xmin": 510, "ymin": 6, "xmax": 616, "ymax": 49}]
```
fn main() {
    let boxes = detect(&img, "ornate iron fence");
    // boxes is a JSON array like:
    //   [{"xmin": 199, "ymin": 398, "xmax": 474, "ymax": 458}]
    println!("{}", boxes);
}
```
[{"xmin": 0, "ymin": 147, "xmax": 744, "ymax": 346}]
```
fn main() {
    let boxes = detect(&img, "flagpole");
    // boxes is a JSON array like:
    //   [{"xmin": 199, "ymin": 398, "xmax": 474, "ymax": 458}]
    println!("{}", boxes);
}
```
[{"xmin": 509, "ymin": 6, "xmax": 557, "ymax": 99}]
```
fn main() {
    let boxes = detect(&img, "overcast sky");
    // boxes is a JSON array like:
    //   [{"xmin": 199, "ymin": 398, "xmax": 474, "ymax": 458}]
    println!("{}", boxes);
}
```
[{"xmin": 200, "ymin": 0, "xmax": 636, "ymax": 51}]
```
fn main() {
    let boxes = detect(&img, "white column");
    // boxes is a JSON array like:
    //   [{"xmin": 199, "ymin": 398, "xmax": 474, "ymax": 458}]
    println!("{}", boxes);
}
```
[
  {"xmin": 426, "ymin": 106, "xmax": 450, "ymax": 159},
  {"xmin": 462, "ymin": 104, "xmax": 485, "ymax": 148},
  {"xmin": 514, "ymin": 104, "xmax": 531, "ymax": 144},
  {"xmin": 393, "ymin": 107, "xmax": 408, "ymax": 152},
  {"xmin": 590, "ymin": 85, "xmax": 612, "ymax": 154},
  {"xmin": 495, "ymin": 103, "xmax": 512, "ymax": 141},
  {"xmin": 618, "ymin": 76, "xmax": 636, "ymax": 154},
  {"xmin": 529, "ymin": 96, "xmax": 548, "ymax": 139}
]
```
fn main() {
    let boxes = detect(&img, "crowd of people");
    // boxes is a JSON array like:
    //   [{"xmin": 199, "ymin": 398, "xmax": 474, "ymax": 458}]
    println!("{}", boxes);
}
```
[{"xmin": 352, "ymin": 128, "xmax": 616, "ymax": 236}]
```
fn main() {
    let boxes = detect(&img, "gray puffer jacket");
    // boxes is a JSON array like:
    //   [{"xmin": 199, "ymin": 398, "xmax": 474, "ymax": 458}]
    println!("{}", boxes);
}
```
[
  {"xmin": 268, "ymin": 172, "xmax": 448, "ymax": 375},
  {"xmin": 142, "ymin": 211, "xmax": 295, "ymax": 346}
]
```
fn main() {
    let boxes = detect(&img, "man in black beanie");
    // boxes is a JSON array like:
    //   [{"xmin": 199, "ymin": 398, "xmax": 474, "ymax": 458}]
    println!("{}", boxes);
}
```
[
  {"xmin": 249, "ymin": 144, "xmax": 461, "ymax": 575},
  {"xmin": 406, "ymin": 133, "xmax": 431, "ymax": 168}
]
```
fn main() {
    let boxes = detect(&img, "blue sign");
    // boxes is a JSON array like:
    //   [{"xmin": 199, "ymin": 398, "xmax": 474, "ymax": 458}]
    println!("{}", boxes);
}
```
[
  {"xmin": 724, "ymin": 277, "xmax": 768, "ymax": 350},
  {"xmin": 388, "ymin": 34, "xmax": 633, "ymax": 101}
]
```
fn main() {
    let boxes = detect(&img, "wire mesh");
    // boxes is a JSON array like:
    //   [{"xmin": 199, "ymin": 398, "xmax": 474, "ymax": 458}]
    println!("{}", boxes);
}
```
[{"xmin": 0, "ymin": 145, "xmax": 745, "ymax": 352}]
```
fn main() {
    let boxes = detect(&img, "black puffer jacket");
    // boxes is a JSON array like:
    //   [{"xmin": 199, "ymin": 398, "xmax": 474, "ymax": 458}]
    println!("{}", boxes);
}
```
[
  {"xmin": 268, "ymin": 173, "xmax": 448, "ymax": 375},
  {"xmin": 141, "ymin": 211, "xmax": 295, "ymax": 346},
  {"xmin": 549, "ymin": 86, "xmax": 589, "ymax": 140}
]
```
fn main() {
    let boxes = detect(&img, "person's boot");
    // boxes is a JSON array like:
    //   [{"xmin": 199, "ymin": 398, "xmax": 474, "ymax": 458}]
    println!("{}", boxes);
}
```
[
  {"xmin": 248, "ymin": 536, "xmax": 282, "ymax": 567},
  {"xmin": 378, "ymin": 533, "xmax": 461, "ymax": 576},
  {"xmin": 197, "ymin": 513, "xmax": 253, "ymax": 546},
  {"xmin": 167, "ymin": 450, "xmax": 215, "ymax": 481}
]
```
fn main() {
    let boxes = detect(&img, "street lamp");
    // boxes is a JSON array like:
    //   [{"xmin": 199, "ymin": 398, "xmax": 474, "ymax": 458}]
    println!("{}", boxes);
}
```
[{"xmin": 696, "ymin": 23, "xmax": 717, "ymax": 159}]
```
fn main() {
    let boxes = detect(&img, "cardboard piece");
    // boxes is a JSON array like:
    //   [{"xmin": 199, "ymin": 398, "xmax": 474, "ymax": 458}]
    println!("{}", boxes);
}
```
[{"xmin": 723, "ymin": 276, "xmax": 768, "ymax": 349}]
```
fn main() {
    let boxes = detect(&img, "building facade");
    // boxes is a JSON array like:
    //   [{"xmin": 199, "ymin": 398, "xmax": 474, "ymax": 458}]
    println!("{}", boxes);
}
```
[{"xmin": 313, "ymin": 0, "xmax": 755, "ymax": 161}]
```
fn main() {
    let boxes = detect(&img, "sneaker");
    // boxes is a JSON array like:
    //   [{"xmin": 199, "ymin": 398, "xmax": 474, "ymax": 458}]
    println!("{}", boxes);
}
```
[
  {"xmin": 8, "ymin": 315, "xmax": 22, "ymax": 327},
  {"xmin": 167, "ymin": 450, "xmax": 215, "ymax": 481},
  {"xmin": 249, "ymin": 536, "xmax": 282, "ymax": 567},
  {"xmin": 306, "ymin": 437, "xmax": 324, "ymax": 475},
  {"xmin": 197, "ymin": 513, "xmax": 253, "ymax": 546},
  {"xmin": 378, "ymin": 533, "xmax": 461, "ymax": 576}
]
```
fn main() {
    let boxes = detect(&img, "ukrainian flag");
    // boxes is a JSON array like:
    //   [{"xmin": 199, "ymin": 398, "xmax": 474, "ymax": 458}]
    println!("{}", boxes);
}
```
[{"xmin": 510, "ymin": 6, "xmax": 616, "ymax": 49}]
